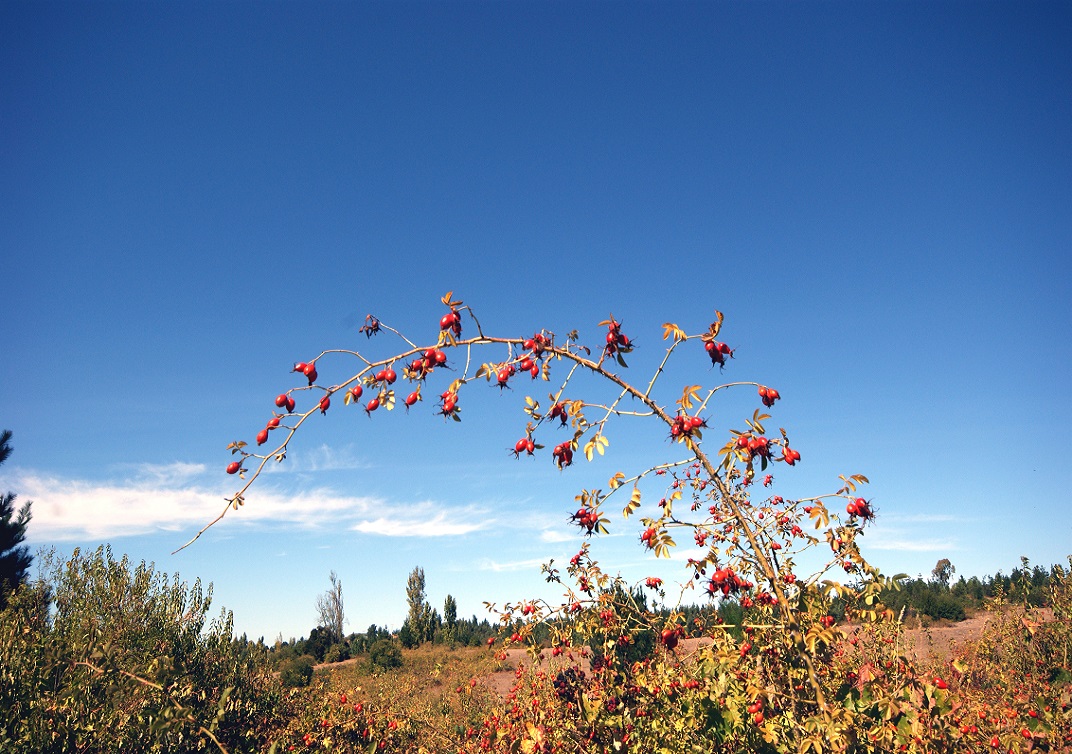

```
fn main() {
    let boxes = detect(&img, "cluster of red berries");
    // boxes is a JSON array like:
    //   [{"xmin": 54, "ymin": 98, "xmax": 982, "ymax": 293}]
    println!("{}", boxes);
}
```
[
  {"xmin": 275, "ymin": 393, "xmax": 297, "ymax": 414},
  {"xmin": 783, "ymin": 447, "xmax": 801, "ymax": 465},
  {"xmin": 517, "ymin": 333, "xmax": 550, "ymax": 378},
  {"xmin": 704, "ymin": 340, "xmax": 733, "ymax": 367},
  {"xmin": 293, "ymin": 361, "xmax": 318, "ymax": 386},
  {"xmin": 735, "ymin": 434, "xmax": 771, "ymax": 459},
  {"xmin": 547, "ymin": 403, "xmax": 569, "ymax": 426},
  {"xmin": 523, "ymin": 333, "xmax": 550, "ymax": 356},
  {"xmin": 372, "ymin": 366, "xmax": 397, "ymax": 385},
  {"xmin": 438, "ymin": 390, "xmax": 459, "ymax": 418},
  {"xmin": 706, "ymin": 567, "xmax": 752, "ymax": 597},
  {"xmin": 603, "ymin": 319, "xmax": 633, "ymax": 357},
  {"xmin": 407, "ymin": 348, "xmax": 448, "ymax": 380},
  {"xmin": 552, "ymin": 441, "xmax": 574, "ymax": 468},
  {"xmin": 512, "ymin": 437, "xmax": 536, "ymax": 457},
  {"xmin": 640, "ymin": 526, "xmax": 658, "ymax": 548},
  {"xmin": 747, "ymin": 699, "xmax": 765, "ymax": 725},
  {"xmin": 846, "ymin": 497, "xmax": 874, "ymax": 520},
  {"xmin": 645, "ymin": 577, "xmax": 663, "ymax": 589},
  {"xmin": 439, "ymin": 308, "xmax": 462, "ymax": 337},
  {"xmin": 255, "ymin": 416, "xmax": 283, "ymax": 446},
  {"xmin": 669, "ymin": 414, "xmax": 706, "ymax": 441},
  {"xmin": 758, "ymin": 385, "xmax": 780, "ymax": 407},
  {"xmin": 570, "ymin": 507, "xmax": 600, "ymax": 533}
]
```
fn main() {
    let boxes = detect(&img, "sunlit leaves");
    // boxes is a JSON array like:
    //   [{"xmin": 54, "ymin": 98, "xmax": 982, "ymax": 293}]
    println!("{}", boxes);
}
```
[
  {"xmin": 661, "ymin": 322, "xmax": 687, "ymax": 342},
  {"xmin": 677, "ymin": 385, "xmax": 702, "ymax": 411}
]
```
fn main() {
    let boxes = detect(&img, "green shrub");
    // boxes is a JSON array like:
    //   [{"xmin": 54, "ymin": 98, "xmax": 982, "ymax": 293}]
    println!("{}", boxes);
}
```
[
  {"xmin": 279, "ymin": 655, "xmax": 316, "ymax": 687},
  {"xmin": 0, "ymin": 546, "xmax": 284, "ymax": 753},
  {"xmin": 324, "ymin": 642, "xmax": 350, "ymax": 664},
  {"xmin": 368, "ymin": 638, "xmax": 403, "ymax": 670}
]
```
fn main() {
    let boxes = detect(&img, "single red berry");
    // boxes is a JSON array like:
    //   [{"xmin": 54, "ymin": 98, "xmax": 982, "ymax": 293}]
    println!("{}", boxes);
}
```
[
  {"xmin": 275, "ymin": 394, "xmax": 289, "ymax": 408},
  {"xmin": 256, "ymin": 428, "xmax": 269, "ymax": 446},
  {"xmin": 285, "ymin": 396, "xmax": 296, "ymax": 413},
  {"xmin": 319, "ymin": 395, "xmax": 330, "ymax": 414},
  {"xmin": 226, "ymin": 461, "xmax": 241, "ymax": 475},
  {"xmin": 350, "ymin": 385, "xmax": 363, "ymax": 400},
  {"xmin": 404, "ymin": 391, "xmax": 419, "ymax": 408},
  {"xmin": 660, "ymin": 628, "xmax": 679, "ymax": 650},
  {"xmin": 365, "ymin": 398, "xmax": 379, "ymax": 415},
  {"xmin": 293, "ymin": 362, "xmax": 307, "ymax": 373},
  {"xmin": 266, "ymin": 417, "xmax": 281, "ymax": 430}
]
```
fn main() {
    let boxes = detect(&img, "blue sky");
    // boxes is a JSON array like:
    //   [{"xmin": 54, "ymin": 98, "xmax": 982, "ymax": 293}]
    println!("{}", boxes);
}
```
[{"xmin": 2, "ymin": 2, "xmax": 1069, "ymax": 642}]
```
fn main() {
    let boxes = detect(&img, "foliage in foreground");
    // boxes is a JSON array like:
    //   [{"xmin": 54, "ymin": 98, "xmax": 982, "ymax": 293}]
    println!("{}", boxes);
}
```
[{"xmin": 0, "ymin": 546, "xmax": 283, "ymax": 753}]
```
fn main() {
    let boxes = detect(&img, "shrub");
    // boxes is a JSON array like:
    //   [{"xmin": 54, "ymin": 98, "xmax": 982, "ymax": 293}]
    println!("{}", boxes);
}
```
[
  {"xmin": 279, "ymin": 655, "xmax": 316, "ymax": 687},
  {"xmin": 324, "ymin": 642, "xmax": 350, "ymax": 664},
  {"xmin": 368, "ymin": 639, "xmax": 402, "ymax": 670},
  {"xmin": 0, "ymin": 545, "xmax": 283, "ymax": 753}
]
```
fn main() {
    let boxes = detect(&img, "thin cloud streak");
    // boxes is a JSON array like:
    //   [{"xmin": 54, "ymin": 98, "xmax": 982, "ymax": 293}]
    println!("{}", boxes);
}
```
[
  {"xmin": 867, "ymin": 537, "xmax": 958, "ymax": 552},
  {"xmin": 10, "ymin": 468, "xmax": 488, "ymax": 542},
  {"xmin": 476, "ymin": 556, "xmax": 557, "ymax": 573}
]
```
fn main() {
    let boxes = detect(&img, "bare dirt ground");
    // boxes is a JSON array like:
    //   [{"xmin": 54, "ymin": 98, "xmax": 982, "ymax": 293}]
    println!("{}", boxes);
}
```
[
  {"xmin": 899, "ymin": 612, "xmax": 991, "ymax": 663},
  {"xmin": 480, "ymin": 609, "xmax": 1046, "ymax": 697}
]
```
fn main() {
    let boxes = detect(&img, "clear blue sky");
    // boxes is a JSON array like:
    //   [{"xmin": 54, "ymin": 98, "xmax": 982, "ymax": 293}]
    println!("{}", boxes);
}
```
[{"xmin": 2, "ymin": 2, "xmax": 1069, "ymax": 642}]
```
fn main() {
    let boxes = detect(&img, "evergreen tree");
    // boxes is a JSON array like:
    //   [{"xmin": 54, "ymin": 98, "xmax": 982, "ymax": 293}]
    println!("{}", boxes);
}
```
[{"xmin": 0, "ymin": 430, "xmax": 33, "ymax": 609}]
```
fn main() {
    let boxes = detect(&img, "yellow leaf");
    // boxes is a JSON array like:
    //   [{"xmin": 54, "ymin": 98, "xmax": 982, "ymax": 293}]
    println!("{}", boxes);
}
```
[
  {"xmin": 661, "ymin": 323, "xmax": 687, "ymax": 341},
  {"xmin": 678, "ymin": 385, "xmax": 702, "ymax": 410},
  {"xmin": 709, "ymin": 311, "xmax": 724, "ymax": 339}
]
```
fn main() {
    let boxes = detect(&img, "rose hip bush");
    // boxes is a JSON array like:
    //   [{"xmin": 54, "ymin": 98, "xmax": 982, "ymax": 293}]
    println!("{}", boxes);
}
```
[{"xmin": 203, "ymin": 293, "xmax": 1068, "ymax": 753}]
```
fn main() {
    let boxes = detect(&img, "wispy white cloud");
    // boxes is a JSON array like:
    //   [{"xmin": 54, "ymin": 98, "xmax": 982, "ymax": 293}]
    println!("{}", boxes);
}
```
[
  {"xmin": 9, "ymin": 466, "xmax": 488, "ymax": 543},
  {"xmin": 866, "ymin": 535, "xmax": 959, "ymax": 552},
  {"xmin": 350, "ymin": 504, "xmax": 490, "ymax": 537},
  {"xmin": 476, "ymin": 556, "xmax": 556, "ymax": 573},
  {"xmin": 539, "ymin": 528, "xmax": 575, "ymax": 543}
]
